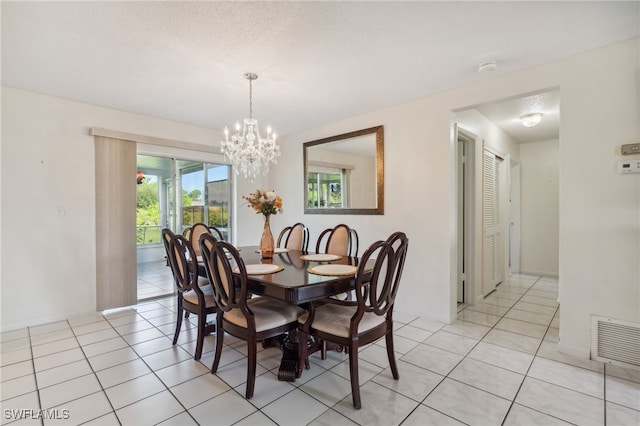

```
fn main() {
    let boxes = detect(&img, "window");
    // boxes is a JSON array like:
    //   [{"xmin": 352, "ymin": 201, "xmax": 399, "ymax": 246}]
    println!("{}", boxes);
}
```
[
  {"xmin": 307, "ymin": 168, "xmax": 348, "ymax": 208},
  {"xmin": 137, "ymin": 155, "xmax": 231, "ymax": 244}
]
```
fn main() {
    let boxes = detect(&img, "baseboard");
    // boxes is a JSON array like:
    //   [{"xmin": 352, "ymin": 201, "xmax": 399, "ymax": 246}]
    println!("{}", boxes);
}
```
[
  {"xmin": 0, "ymin": 308, "xmax": 98, "ymax": 333},
  {"xmin": 519, "ymin": 269, "xmax": 559, "ymax": 278},
  {"xmin": 556, "ymin": 340, "xmax": 590, "ymax": 360}
]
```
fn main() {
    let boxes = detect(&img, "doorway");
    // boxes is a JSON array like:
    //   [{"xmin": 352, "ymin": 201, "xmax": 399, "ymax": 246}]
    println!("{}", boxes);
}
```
[
  {"xmin": 456, "ymin": 127, "xmax": 477, "ymax": 305},
  {"xmin": 136, "ymin": 154, "xmax": 231, "ymax": 301},
  {"xmin": 453, "ymin": 88, "xmax": 560, "ymax": 311}
]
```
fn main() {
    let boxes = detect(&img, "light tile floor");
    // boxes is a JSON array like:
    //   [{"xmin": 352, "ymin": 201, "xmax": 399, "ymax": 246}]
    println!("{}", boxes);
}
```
[
  {"xmin": 2, "ymin": 274, "xmax": 639, "ymax": 425},
  {"xmin": 137, "ymin": 260, "xmax": 174, "ymax": 301}
]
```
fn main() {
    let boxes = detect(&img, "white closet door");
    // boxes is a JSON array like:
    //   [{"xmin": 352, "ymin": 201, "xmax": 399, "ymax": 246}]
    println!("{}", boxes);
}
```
[{"xmin": 483, "ymin": 149, "xmax": 504, "ymax": 295}]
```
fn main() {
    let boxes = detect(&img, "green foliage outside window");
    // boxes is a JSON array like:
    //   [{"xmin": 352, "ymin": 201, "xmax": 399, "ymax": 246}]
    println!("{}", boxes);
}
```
[{"xmin": 137, "ymin": 177, "xmax": 230, "ymax": 244}]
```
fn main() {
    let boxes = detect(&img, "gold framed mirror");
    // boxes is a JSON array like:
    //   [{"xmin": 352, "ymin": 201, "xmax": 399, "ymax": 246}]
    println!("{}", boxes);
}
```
[{"xmin": 303, "ymin": 125, "xmax": 384, "ymax": 215}]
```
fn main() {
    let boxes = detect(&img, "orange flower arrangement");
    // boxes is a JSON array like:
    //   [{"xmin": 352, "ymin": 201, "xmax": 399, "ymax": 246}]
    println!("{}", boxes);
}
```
[{"xmin": 243, "ymin": 190, "xmax": 283, "ymax": 217}]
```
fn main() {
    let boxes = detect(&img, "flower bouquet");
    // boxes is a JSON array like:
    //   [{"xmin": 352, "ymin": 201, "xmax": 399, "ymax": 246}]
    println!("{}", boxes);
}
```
[{"xmin": 243, "ymin": 190, "xmax": 283, "ymax": 258}]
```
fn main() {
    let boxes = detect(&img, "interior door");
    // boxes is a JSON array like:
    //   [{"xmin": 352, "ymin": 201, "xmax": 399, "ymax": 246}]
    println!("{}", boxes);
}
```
[{"xmin": 483, "ymin": 149, "xmax": 505, "ymax": 295}]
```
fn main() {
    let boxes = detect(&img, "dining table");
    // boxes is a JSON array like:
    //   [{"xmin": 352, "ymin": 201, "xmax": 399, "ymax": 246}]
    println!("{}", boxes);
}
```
[{"xmin": 197, "ymin": 245, "xmax": 373, "ymax": 381}]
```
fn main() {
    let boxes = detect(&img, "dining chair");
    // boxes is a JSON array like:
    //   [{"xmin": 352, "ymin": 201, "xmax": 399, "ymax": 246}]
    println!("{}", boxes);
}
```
[
  {"xmin": 165, "ymin": 232, "xmax": 217, "ymax": 360},
  {"xmin": 188, "ymin": 223, "xmax": 212, "ymax": 257},
  {"xmin": 315, "ymin": 224, "xmax": 360, "ymax": 308},
  {"xmin": 315, "ymin": 223, "xmax": 359, "ymax": 257},
  {"xmin": 208, "ymin": 225, "xmax": 225, "ymax": 241},
  {"xmin": 163, "ymin": 228, "xmax": 189, "ymax": 320},
  {"xmin": 297, "ymin": 231, "xmax": 409, "ymax": 409},
  {"xmin": 184, "ymin": 223, "xmax": 224, "ymax": 246},
  {"xmin": 162, "ymin": 227, "xmax": 175, "ymax": 266},
  {"xmin": 277, "ymin": 222, "xmax": 309, "ymax": 251},
  {"xmin": 198, "ymin": 233, "xmax": 306, "ymax": 399},
  {"xmin": 182, "ymin": 226, "xmax": 192, "ymax": 239}
]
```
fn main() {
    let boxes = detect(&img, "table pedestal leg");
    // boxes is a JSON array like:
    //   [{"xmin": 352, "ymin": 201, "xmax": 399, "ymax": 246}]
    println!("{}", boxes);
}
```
[{"xmin": 263, "ymin": 332, "xmax": 345, "ymax": 381}]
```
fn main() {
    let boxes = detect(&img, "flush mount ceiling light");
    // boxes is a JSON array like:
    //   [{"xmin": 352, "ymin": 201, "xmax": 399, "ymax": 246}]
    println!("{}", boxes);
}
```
[
  {"xmin": 520, "ymin": 112, "xmax": 544, "ymax": 127},
  {"xmin": 477, "ymin": 61, "xmax": 497, "ymax": 72},
  {"xmin": 220, "ymin": 73, "xmax": 280, "ymax": 182}
]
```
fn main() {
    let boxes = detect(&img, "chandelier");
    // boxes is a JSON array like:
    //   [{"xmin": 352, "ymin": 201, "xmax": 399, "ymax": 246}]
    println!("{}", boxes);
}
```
[{"xmin": 220, "ymin": 73, "xmax": 280, "ymax": 182}]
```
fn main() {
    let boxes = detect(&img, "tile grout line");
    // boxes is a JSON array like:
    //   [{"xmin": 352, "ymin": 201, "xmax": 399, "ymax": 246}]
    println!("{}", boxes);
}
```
[
  {"xmin": 101, "ymin": 302, "xmax": 202, "ymax": 425},
  {"xmin": 106, "ymin": 302, "xmax": 284, "ymax": 426},
  {"xmin": 497, "ymin": 276, "xmax": 567, "ymax": 426},
  {"xmin": 25, "ymin": 325, "xmax": 44, "ymax": 426},
  {"xmin": 433, "ymin": 275, "xmax": 543, "ymax": 424},
  {"xmin": 67, "ymin": 314, "xmax": 121, "ymax": 425},
  {"xmin": 370, "ymin": 275, "xmax": 546, "ymax": 425}
]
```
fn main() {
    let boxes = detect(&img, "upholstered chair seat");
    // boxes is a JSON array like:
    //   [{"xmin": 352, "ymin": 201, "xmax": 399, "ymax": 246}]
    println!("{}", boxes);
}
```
[
  {"xmin": 298, "ymin": 304, "xmax": 385, "ymax": 338},
  {"xmin": 225, "ymin": 297, "xmax": 305, "ymax": 332}
]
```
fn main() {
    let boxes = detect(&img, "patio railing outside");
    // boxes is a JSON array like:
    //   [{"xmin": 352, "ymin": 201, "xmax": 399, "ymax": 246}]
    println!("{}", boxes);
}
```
[{"xmin": 137, "ymin": 225, "xmax": 162, "ymax": 245}]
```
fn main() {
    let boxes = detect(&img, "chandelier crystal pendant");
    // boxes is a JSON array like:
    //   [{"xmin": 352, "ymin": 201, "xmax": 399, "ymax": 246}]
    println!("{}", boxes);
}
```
[{"xmin": 220, "ymin": 73, "xmax": 280, "ymax": 182}]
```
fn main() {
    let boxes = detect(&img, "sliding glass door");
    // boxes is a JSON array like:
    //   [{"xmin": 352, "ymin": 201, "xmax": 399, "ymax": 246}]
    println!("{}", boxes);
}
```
[{"xmin": 136, "ymin": 154, "xmax": 231, "ymax": 300}]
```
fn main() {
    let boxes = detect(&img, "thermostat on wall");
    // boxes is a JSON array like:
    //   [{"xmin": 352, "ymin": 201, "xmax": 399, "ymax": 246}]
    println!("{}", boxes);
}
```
[{"xmin": 618, "ymin": 159, "xmax": 640, "ymax": 174}]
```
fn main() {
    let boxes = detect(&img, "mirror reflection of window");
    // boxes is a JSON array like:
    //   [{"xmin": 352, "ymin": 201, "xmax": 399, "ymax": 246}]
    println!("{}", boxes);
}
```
[
  {"xmin": 303, "ymin": 125, "xmax": 384, "ymax": 215},
  {"xmin": 307, "ymin": 169, "xmax": 347, "ymax": 208}
]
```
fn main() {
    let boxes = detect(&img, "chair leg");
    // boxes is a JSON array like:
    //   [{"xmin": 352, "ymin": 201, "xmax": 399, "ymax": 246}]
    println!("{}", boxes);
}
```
[
  {"xmin": 348, "ymin": 344, "xmax": 361, "ymax": 409},
  {"xmin": 173, "ymin": 300, "xmax": 183, "ymax": 345},
  {"xmin": 320, "ymin": 339, "xmax": 327, "ymax": 360},
  {"xmin": 211, "ymin": 315, "xmax": 224, "ymax": 373},
  {"xmin": 194, "ymin": 311, "xmax": 206, "ymax": 360},
  {"xmin": 246, "ymin": 338, "xmax": 257, "ymax": 399},
  {"xmin": 386, "ymin": 332, "xmax": 399, "ymax": 380}
]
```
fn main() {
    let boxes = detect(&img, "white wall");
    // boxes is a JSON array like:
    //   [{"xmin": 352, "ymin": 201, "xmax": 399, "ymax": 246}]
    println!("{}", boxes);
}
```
[
  {"xmin": 272, "ymin": 38, "xmax": 640, "ymax": 358},
  {"xmin": 2, "ymin": 38, "xmax": 638, "ymax": 360},
  {"xmin": 520, "ymin": 139, "xmax": 559, "ymax": 276},
  {"xmin": 0, "ymin": 88, "xmax": 221, "ymax": 330}
]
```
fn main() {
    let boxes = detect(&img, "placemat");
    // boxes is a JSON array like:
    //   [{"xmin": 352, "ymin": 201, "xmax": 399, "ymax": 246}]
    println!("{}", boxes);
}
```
[
  {"xmin": 300, "ymin": 253, "xmax": 342, "ymax": 262},
  {"xmin": 233, "ymin": 264, "xmax": 284, "ymax": 275},
  {"xmin": 308, "ymin": 264, "xmax": 357, "ymax": 276}
]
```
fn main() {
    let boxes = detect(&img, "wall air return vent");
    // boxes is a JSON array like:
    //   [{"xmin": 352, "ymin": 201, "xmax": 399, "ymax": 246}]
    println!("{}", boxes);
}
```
[{"xmin": 591, "ymin": 316, "xmax": 640, "ymax": 369}]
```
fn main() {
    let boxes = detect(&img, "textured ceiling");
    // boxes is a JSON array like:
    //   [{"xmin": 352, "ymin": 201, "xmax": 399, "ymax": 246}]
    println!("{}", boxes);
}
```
[
  {"xmin": 2, "ymin": 1, "xmax": 638, "ymax": 141},
  {"xmin": 474, "ymin": 89, "xmax": 560, "ymax": 143}
]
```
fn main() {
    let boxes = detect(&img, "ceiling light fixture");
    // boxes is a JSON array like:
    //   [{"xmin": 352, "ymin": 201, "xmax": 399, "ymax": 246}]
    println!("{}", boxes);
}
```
[
  {"xmin": 477, "ymin": 61, "xmax": 497, "ymax": 73},
  {"xmin": 221, "ymin": 73, "xmax": 280, "ymax": 182},
  {"xmin": 520, "ymin": 112, "xmax": 543, "ymax": 127}
]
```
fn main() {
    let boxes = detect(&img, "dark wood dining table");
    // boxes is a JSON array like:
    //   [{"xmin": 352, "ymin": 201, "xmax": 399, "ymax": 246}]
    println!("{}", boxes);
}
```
[{"xmin": 197, "ymin": 246, "xmax": 372, "ymax": 381}]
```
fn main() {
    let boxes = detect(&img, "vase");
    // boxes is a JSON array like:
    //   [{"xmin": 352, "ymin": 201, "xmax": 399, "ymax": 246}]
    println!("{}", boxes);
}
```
[{"xmin": 260, "ymin": 215, "xmax": 274, "ymax": 259}]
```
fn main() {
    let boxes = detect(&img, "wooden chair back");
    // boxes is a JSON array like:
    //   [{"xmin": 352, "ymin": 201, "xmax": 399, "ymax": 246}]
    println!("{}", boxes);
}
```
[
  {"xmin": 315, "ymin": 224, "xmax": 359, "ymax": 257},
  {"xmin": 189, "ymin": 223, "xmax": 211, "ymax": 257},
  {"xmin": 162, "ymin": 228, "xmax": 175, "ymax": 266},
  {"xmin": 277, "ymin": 222, "xmax": 309, "ymax": 251},
  {"xmin": 167, "ymin": 234, "xmax": 201, "ymax": 296},
  {"xmin": 199, "ymin": 234, "xmax": 249, "ymax": 313},
  {"xmin": 355, "ymin": 231, "xmax": 408, "ymax": 317},
  {"xmin": 208, "ymin": 226, "xmax": 225, "ymax": 241}
]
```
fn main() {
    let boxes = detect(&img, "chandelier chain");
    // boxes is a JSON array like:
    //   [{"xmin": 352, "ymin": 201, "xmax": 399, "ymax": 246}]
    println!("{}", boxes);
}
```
[{"xmin": 248, "ymin": 78, "xmax": 253, "ymax": 119}]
